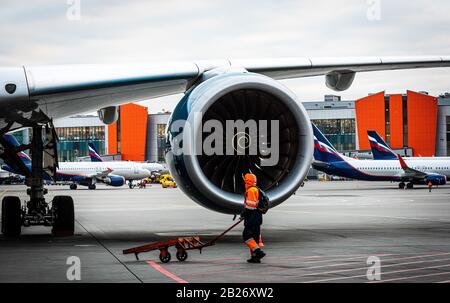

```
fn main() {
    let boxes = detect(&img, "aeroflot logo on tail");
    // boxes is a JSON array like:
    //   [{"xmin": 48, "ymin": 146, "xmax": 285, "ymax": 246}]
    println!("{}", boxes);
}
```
[
  {"xmin": 88, "ymin": 146, "xmax": 102, "ymax": 160},
  {"xmin": 168, "ymin": 112, "xmax": 280, "ymax": 166},
  {"xmin": 368, "ymin": 136, "xmax": 392, "ymax": 153},
  {"xmin": 314, "ymin": 136, "xmax": 337, "ymax": 155},
  {"xmin": 18, "ymin": 151, "xmax": 31, "ymax": 162}
]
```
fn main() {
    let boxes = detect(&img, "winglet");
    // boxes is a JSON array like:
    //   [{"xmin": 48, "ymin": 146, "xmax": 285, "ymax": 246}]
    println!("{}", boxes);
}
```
[{"xmin": 397, "ymin": 154, "xmax": 409, "ymax": 170}]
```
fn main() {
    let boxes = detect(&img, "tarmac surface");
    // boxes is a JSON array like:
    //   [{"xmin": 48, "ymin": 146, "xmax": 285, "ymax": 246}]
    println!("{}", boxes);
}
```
[{"xmin": 0, "ymin": 181, "xmax": 449, "ymax": 283}]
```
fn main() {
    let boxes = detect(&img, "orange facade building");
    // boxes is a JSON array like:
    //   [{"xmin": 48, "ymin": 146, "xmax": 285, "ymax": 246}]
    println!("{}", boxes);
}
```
[
  {"xmin": 355, "ymin": 91, "xmax": 438, "ymax": 156},
  {"xmin": 355, "ymin": 91, "xmax": 386, "ymax": 151},
  {"xmin": 108, "ymin": 103, "xmax": 148, "ymax": 161},
  {"xmin": 388, "ymin": 94, "xmax": 404, "ymax": 149},
  {"xmin": 406, "ymin": 91, "xmax": 438, "ymax": 156}
]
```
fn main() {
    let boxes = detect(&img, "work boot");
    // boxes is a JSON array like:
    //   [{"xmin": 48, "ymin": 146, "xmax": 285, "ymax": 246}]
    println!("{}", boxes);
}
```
[
  {"xmin": 253, "ymin": 248, "xmax": 266, "ymax": 259},
  {"xmin": 247, "ymin": 256, "xmax": 261, "ymax": 263}
]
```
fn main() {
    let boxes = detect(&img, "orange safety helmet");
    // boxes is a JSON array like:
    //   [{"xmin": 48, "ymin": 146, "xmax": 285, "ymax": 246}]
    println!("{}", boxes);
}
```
[{"xmin": 244, "ymin": 173, "xmax": 257, "ymax": 187}]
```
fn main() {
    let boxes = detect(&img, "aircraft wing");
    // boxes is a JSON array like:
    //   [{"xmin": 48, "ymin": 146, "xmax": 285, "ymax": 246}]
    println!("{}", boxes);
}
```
[
  {"xmin": 232, "ymin": 56, "xmax": 450, "ymax": 79},
  {"xmin": 84, "ymin": 167, "xmax": 113, "ymax": 180},
  {"xmin": 96, "ymin": 167, "xmax": 114, "ymax": 178},
  {"xmin": 397, "ymin": 154, "xmax": 428, "ymax": 179},
  {"xmin": 3, "ymin": 56, "xmax": 449, "ymax": 124}
]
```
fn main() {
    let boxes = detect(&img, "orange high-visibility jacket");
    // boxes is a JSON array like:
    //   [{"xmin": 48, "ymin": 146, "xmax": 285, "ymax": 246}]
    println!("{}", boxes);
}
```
[{"xmin": 244, "ymin": 186, "xmax": 259, "ymax": 210}]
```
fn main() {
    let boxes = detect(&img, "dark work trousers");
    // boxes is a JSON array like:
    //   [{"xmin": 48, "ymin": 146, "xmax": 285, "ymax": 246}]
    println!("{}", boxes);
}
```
[{"xmin": 242, "ymin": 209, "xmax": 263, "ymax": 244}]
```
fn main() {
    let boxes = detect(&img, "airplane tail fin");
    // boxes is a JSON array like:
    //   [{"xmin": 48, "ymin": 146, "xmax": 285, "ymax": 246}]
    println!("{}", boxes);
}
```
[
  {"xmin": 88, "ymin": 142, "xmax": 103, "ymax": 162},
  {"xmin": 312, "ymin": 123, "xmax": 342, "ymax": 163},
  {"xmin": 367, "ymin": 131, "xmax": 397, "ymax": 160},
  {"xmin": 2, "ymin": 134, "xmax": 32, "ymax": 166}
]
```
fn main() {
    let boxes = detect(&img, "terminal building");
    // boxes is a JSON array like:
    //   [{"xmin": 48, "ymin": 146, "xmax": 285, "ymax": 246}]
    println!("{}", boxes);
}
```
[
  {"xmin": 9, "ymin": 90, "xmax": 448, "ymax": 163},
  {"xmin": 53, "ymin": 115, "xmax": 107, "ymax": 162}
]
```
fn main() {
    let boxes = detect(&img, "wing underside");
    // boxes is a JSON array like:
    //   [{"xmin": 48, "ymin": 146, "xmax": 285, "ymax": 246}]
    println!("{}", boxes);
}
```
[{"xmin": 1, "ymin": 56, "xmax": 449, "ymax": 126}]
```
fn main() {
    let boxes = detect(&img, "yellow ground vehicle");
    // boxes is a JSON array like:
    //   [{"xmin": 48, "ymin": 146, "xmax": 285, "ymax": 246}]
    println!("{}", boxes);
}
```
[
  {"xmin": 160, "ymin": 174, "xmax": 177, "ymax": 188},
  {"xmin": 144, "ymin": 173, "xmax": 163, "ymax": 184}
]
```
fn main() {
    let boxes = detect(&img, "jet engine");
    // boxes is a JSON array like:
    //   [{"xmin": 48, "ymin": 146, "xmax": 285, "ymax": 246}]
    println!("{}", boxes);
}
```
[
  {"xmin": 165, "ymin": 71, "xmax": 313, "ymax": 214},
  {"xmin": 425, "ymin": 174, "xmax": 447, "ymax": 185},
  {"xmin": 105, "ymin": 175, "xmax": 125, "ymax": 187}
]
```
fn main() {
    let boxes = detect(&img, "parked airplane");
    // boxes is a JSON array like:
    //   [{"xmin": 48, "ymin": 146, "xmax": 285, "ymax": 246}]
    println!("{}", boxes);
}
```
[
  {"xmin": 1, "ymin": 56, "xmax": 449, "ymax": 236},
  {"xmin": 87, "ymin": 142, "xmax": 164, "ymax": 188},
  {"xmin": 367, "ymin": 130, "xmax": 450, "ymax": 161},
  {"xmin": 312, "ymin": 124, "xmax": 449, "ymax": 189},
  {"xmin": 1, "ymin": 134, "xmax": 151, "ymax": 190}
]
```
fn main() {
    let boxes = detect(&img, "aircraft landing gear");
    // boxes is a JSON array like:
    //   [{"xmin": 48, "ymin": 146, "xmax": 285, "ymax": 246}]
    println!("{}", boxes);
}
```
[
  {"xmin": 0, "ymin": 123, "xmax": 75, "ymax": 237},
  {"xmin": 88, "ymin": 184, "xmax": 96, "ymax": 190},
  {"xmin": 52, "ymin": 196, "xmax": 74, "ymax": 236},
  {"xmin": 128, "ymin": 180, "xmax": 133, "ymax": 189},
  {"xmin": 399, "ymin": 182, "xmax": 405, "ymax": 189},
  {"xmin": 406, "ymin": 182, "xmax": 414, "ymax": 189},
  {"xmin": 1, "ymin": 196, "xmax": 22, "ymax": 237},
  {"xmin": 70, "ymin": 183, "xmax": 77, "ymax": 190}
]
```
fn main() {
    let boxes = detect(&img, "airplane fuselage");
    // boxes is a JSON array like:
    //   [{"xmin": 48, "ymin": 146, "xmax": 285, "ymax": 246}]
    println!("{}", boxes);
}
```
[
  {"xmin": 56, "ymin": 162, "xmax": 150, "ymax": 182},
  {"xmin": 315, "ymin": 155, "xmax": 450, "ymax": 183}
]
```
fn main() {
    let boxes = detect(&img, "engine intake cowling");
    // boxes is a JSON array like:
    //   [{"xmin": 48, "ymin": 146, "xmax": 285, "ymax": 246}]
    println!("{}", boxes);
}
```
[{"xmin": 165, "ymin": 71, "xmax": 313, "ymax": 214}]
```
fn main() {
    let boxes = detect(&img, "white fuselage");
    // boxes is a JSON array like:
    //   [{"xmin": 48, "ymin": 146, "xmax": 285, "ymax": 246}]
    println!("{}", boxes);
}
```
[
  {"xmin": 58, "ymin": 162, "xmax": 151, "ymax": 180},
  {"xmin": 140, "ymin": 162, "xmax": 165, "ymax": 174},
  {"xmin": 343, "ymin": 156, "xmax": 450, "ymax": 179}
]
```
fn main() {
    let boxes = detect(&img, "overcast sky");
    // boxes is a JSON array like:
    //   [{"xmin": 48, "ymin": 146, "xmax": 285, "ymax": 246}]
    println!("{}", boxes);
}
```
[{"xmin": 1, "ymin": 0, "xmax": 450, "ymax": 113}]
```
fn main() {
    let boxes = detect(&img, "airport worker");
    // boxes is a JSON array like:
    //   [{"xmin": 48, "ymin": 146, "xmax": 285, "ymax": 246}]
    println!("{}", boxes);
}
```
[
  {"xmin": 241, "ymin": 173, "xmax": 266, "ymax": 263},
  {"xmin": 428, "ymin": 181, "xmax": 433, "ymax": 192}
]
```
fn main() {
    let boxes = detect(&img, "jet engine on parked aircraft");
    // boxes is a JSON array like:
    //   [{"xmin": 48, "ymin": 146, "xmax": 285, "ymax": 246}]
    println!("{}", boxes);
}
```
[
  {"xmin": 165, "ymin": 71, "xmax": 313, "ymax": 214},
  {"xmin": 104, "ymin": 175, "xmax": 126, "ymax": 187},
  {"xmin": 425, "ymin": 174, "xmax": 447, "ymax": 185}
]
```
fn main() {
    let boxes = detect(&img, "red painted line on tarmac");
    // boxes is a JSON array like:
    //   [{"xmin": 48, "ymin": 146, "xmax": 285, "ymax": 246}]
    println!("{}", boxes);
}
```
[
  {"xmin": 369, "ymin": 271, "xmax": 450, "ymax": 283},
  {"xmin": 146, "ymin": 261, "xmax": 188, "ymax": 284}
]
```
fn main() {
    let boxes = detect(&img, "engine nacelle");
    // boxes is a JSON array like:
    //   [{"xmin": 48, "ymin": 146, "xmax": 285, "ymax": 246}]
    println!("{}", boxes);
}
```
[
  {"xmin": 425, "ymin": 174, "xmax": 447, "ymax": 185},
  {"xmin": 165, "ymin": 71, "xmax": 313, "ymax": 214},
  {"xmin": 97, "ymin": 106, "xmax": 119, "ymax": 125},
  {"xmin": 325, "ymin": 70, "xmax": 356, "ymax": 91},
  {"xmin": 105, "ymin": 175, "xmax": 125, "ymax": 187}
]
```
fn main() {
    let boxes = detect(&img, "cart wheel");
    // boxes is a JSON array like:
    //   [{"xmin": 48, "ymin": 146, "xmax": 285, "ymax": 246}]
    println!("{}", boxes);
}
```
[
  {"xmin": 176, "ymin": 251, "xmax": 188, "ymax": 262},
  {"xmin": 159, "ymin": 251, "xmax": 171, "ymax": 263}
]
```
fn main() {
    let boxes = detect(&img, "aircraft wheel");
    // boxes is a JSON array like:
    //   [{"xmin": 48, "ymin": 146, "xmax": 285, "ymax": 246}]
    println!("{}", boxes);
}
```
[
  {"xmin": 128, "ymin": 181, "xmax": 133, "ymax": 189},
  {"xmin": 407, "ymin": 182, "xmax": 414, "ymax": 189},
  {"xmin": 176, "ymin": 250, "xmax": 188, "ymax": 262},
  {"xmin": 70, "ymin": 183, "xmax": 77, "ymax": 190},
  {"xmin": 399, "ymin": 182, "xmax": 405, "ymax": 189},
  {"xmin": 88, "ymin": 184, "xmax": 96, "ymax": 190},
  {"xmin": 1, "ymin": 196, "xmax": 22, "ymax": 237},
  {"xmin": 52, "ymin": 196, "xmax": 74, "ymax": 236},
  {"xmin": 159, "ymin": 250, "xmax": 171, "ymax": 263}
]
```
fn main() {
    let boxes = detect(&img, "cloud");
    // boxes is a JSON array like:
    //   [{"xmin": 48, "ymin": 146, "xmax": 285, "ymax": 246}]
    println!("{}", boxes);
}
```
[{"xmin": 1, "ymin": 0, "xmax": 449, "ymax": 112}]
